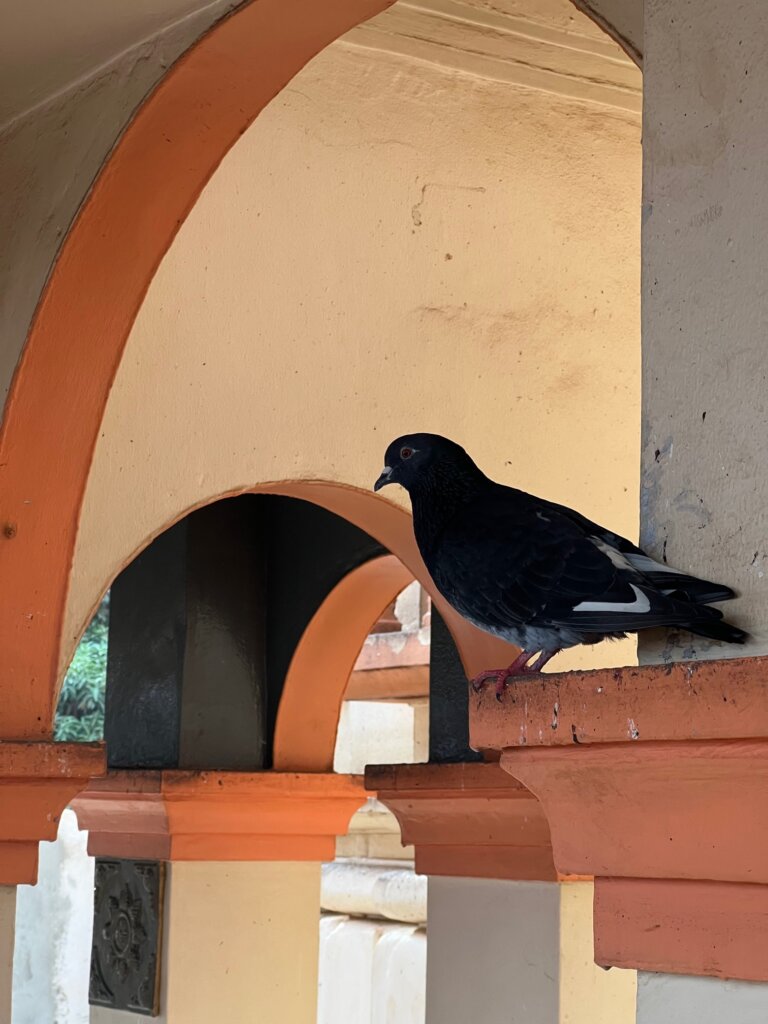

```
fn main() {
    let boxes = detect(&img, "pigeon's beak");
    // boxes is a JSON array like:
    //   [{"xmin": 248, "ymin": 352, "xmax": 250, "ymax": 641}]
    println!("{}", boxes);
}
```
[{"xmin": 373, "ymin": 466, "xmax": 393, "ymax": 492}]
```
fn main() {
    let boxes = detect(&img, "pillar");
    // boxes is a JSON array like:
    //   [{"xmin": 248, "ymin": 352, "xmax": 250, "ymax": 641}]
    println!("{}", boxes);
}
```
[
  {"xmin": 74, "ymin": 771, "xmax": 364, "ymax": 1023},
  {"xmin": 369, "ymin": 761, "xmax": 636, "ymax": 1024},
  {"xmin": 637, "ymin": 0, "xmax": 768, "ymax": 1015},
  {"xmin": 427, "ymin": 877, "xmax": 633, "ymax": 1024},
  {"xmin": 76, "ymin": 494, "xmax": 380, "ymax": 1022},
  {"xmin": 368, "ymin": 609, "xmax": 636, "ymax": 1024}
]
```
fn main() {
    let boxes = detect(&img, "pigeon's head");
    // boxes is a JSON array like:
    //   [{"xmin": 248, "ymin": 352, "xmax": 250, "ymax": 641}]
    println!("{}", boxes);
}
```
[{"xmin": 373, "ymin": 433, "xmax": 474, "ymax": 494}]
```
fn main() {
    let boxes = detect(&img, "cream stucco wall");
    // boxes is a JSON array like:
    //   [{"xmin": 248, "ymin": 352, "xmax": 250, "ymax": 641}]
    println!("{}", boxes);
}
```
[{"xmin": 66, "ymin": 31, "xmax": 641, "ymax": 675}]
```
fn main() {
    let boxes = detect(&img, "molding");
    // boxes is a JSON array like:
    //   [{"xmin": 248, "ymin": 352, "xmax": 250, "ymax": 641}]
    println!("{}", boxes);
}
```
[
  {"xmin": 477, "ymin": 657, "xmax": 768, "ymax": 980},
  {"xmin": 72, "ymin": 770, "xmax": 366, "ymax": 862},
  {"xmin": 367, "ymin": 761, "xmax": 563, "ymax": 880},
  {"xmin": 470, "ymin": 654, "xmax": 768, "ymax": 750},
  {"xmin": 568, "ymin": 1, "xmax": 642, "ymax": 67},
  {"xmin": 343, "ymin": 0, "xmax": 641, "ymax": 113},
  {"xmin": 500, "ymin": 738, "xmax": 768, "ymax": 883},
  {"xmin": 594, "ymin": 878, "xmax": 768, "ymax": 982},
  {"xmin": 0, "ymin": 741, "xmax": 104, "ymax": 883}
]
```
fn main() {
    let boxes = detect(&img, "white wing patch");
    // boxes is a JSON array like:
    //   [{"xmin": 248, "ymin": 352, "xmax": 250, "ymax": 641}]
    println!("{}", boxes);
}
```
[
  {"xmin": 626, "ymin": 553, "xmax": 685, "ymax": 576},
  {"xmin": 589, "ymin": 537, "xmax": 634, "ymax": 571},
  {"xmin": 573, "ymin": 584, "xmax": 651, "ymax": 615}
]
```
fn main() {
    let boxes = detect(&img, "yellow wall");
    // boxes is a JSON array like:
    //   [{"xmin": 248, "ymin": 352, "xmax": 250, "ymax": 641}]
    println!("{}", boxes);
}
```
[
  {"xmin": 560, "ymin": 882, "xmax": 637, "ymax": 1024},
  {"xmin": 65, "ymin": 31, "xmax": 641, "ymax": 674}
]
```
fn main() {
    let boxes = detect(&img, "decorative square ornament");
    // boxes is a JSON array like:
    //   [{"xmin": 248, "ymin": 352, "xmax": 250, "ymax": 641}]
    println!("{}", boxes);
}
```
[{"xmin": 89, "ymin": 858, "xmax": 165, "ymax": 1015}]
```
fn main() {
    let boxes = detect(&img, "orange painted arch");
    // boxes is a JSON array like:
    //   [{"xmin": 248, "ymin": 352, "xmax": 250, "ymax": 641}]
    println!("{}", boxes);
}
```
[
  {"xmin": 66, "ymin": 480, "xmax": 514, "ymax": 766},
  {"xmin": 0, "ymin": 0, "xmax": 399, "ymax": 738},
  {"xmin": 273, "ymin": 553, "xmax": 413, "ymax": 772}
]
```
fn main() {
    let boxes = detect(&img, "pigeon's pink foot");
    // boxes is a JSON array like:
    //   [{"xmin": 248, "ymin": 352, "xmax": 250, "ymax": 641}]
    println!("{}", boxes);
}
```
[
  {"xmin": 528, "ymin": 649, "xmax": 561, "ymax": 672},
  {"xmin": 470, "ymin": 650, "xmax": 539, "ymax": 701}
]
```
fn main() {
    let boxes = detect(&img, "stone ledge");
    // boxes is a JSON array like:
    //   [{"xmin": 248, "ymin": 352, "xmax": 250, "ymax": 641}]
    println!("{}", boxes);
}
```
[{"xmin": 470, "ymin": 654, "xmax": 768, "ymax": 751}]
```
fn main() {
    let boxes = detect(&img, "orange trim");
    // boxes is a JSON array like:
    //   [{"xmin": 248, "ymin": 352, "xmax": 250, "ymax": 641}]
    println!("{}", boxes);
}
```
[
  {"xmin": 470, "ymin": 654, "xmax": 768, "ymax": 752},
  {"xmin": 594, "ymin": 877, "xmax": 768, "ymax": 983},
  {"xmin": 273, "ymin": 554, "xmax": 412, "ymax": 771},
  {"xmin": 480, "ymin": 663, "xmax": 768, "ymax": 978},
  {"xmin": 0, "ymin": 0, "xmax": 397, "ymax": 739},
  {"xmin": 367, "ymin": 762, "xmax": 561, "ymax": 881},
  {"xmin": 72, "ymin": 769, "xmax": 365, "ymax": 862},
  {"xmin": 500, "ymin": 738, "xmax": 768, "ymax": 883},
  {"xmin": 0, "ymin": 742, "xmax": 104, "ymax": 883},
  {"xmin": 83, "ymin": 482, "xmax": 513, "ymax": 771}
]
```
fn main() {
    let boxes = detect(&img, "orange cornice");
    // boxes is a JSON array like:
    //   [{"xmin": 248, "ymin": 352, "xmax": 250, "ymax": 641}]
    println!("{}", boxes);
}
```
[
  {"xmin": 475, "ymin": 656, "xmax": 768, "ymax": 981},
  {"xmin": 72, "ymin": 769, "xmax": 366, "ymax": 862},
  {"xmin": 470, "ymin": 654, "xmax": 768, "ymax": 751},
  {"xmin": 501, "ymin": 738, "xmax": 768, "ymax": 883},
  {"xmin": 594, "ymin": 877, "xmax": 768, "ymax": 982},
  {"xmin": 0, "ymin": 742, "xmax": 104, "ymax": 883},
  {"xmin": 366, "ymin": 761, "xmax": 561, "ymax": 881}
]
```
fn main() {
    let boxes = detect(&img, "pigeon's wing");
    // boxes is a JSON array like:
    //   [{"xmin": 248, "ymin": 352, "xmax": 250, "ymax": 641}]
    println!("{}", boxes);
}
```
[
  {"xmin": 432, "ymin": 492, "xmax": 718, "ymax": 637},
  {"xmin": 531, "ymin": 493, "xmax": 736, "ymax": 604}
]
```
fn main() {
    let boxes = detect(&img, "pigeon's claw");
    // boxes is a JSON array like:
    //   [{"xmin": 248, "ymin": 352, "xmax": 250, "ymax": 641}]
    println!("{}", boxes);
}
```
[
  {"xmin": 470, "ymin": 668, "xmax": 508, "ymax": 694},
  {"xmin": 470, "ymin": 650, "xmax": 540, "ymax": 700}
]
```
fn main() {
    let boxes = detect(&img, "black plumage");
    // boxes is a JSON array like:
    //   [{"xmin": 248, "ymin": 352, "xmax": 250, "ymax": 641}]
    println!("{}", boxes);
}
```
[{"xmin": 373, "ymin": 433, "xmax": 747, "ymax": 695}]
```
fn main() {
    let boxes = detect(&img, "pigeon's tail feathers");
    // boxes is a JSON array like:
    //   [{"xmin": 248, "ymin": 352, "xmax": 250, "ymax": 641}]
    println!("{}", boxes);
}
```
[
  {"xmin": 684, "ymin": 615, "xmax": 749, "ymax": 645},
  {"xmin": 625, "ymin": 554, "xmax": 737, "ymax": 604},
  {"xmin": 657, "ymin": 577, "xmax": 736, "ymax": 604}
]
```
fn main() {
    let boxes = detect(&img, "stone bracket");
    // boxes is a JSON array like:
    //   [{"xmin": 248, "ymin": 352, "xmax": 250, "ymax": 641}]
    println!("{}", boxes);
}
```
[
  {"xmin": 0, "ymin": 741, "xmax": 104, "ymax": 883},
  {"xmin": 72, "ymin": 769, "xmax": 366, "ymax": 862},
  {"xmin": 500, "ymin": 738, "xmax": 768, "ymax": 883},
  {"xmin": 366, "ymin": 761, "xmax": 560, "ymax": 881}
]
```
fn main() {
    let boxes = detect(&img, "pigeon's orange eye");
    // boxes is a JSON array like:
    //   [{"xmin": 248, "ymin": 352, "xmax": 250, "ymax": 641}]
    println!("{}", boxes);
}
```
[{"xmin": 400, "ymin": 446, "xmax": 414, "ymax": 460}]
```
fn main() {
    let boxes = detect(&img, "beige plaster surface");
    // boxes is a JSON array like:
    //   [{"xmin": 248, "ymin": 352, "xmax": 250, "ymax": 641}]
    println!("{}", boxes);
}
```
[
  {"xmin": 164, "ymin": 861, "xmax": 320, "ymax": 1023},
  {"xmin": 560, "ymin": 882, "xmax": 636, "ymax": 1024},
  {"xmin": 68, "ymin": 36, "xmax": 640, "ymax": 677},
  {"xmin": 0, "ymin": 0, "xmax": 240, "ymax": 413}
]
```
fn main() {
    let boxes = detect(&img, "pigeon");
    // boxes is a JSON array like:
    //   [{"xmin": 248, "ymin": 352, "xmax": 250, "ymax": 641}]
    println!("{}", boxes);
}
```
[{"xmin": 373, "ymin": 433, "xmax": 747, "ymax": 697}]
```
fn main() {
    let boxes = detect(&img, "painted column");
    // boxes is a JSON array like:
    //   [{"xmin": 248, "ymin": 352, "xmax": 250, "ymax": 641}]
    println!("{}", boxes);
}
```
[
  {"xmin": 427, "ymin": 878, "xmax": 634, "ymax": 1024},
  {"xmin": 74, "ymin": 771, "xmax": 364, "ymax": 1024},
  {"xmin": 87, "ymin": 862, "xmax": 321, "ymax": 1024},
  {"xmin": 638, "ymin": 0, "xmax": 768, "ymax": 1016},
  {"xmin": 370, "ymin": 762, "xmax": 636, "ymax": 1024}
]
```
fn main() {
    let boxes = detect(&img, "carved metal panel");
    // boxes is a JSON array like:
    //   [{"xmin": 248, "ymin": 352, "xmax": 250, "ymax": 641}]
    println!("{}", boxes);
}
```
[{"xmin": 90, "ymin": 858, "xmax": 165, "ymax": 1015}]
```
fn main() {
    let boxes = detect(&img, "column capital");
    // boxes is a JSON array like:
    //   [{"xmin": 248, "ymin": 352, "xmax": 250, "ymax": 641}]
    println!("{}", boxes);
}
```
[
  {"xmin": 366, "ymin": 760, "xmax": 563, "ymax": 880},
  {"xmin": 0, "ymin": 741, "xmax": 104, "ymax": 883},
  {"xmin": 72, "ymin": 770, "xmax": 366, "ymax": 862},
  {"xmin": 471, "ymin": 655, "xmax": 768, "ymax": 981}
]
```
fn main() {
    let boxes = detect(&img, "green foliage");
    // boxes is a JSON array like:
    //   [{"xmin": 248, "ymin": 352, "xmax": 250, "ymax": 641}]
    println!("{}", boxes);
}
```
[{"xmin": 54, "ymin": 594, "xmax": 109, "ymax": 743}]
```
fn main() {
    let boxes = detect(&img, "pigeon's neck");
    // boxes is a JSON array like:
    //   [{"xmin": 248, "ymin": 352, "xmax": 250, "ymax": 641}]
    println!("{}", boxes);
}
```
[{"xmin": 409, "ymin": 462, "xmax": 489, "ymax": 557}]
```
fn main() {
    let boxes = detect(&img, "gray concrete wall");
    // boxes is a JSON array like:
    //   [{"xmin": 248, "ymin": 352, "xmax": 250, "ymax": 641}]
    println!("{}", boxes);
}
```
[
  {"xmin": 569, "ymin": 0, "xmax": 642, "ymax": 65},
  {"xmin": 640, "ymin": 0, "xmax": 768, "ymax": 663},
  {"xmin": 638, "ymin": 972, "xmax": 768, "ymax": 1024},
  {"xmin": 426, "ymin": 878, "xmax": 560, "ymax": 1024}
]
